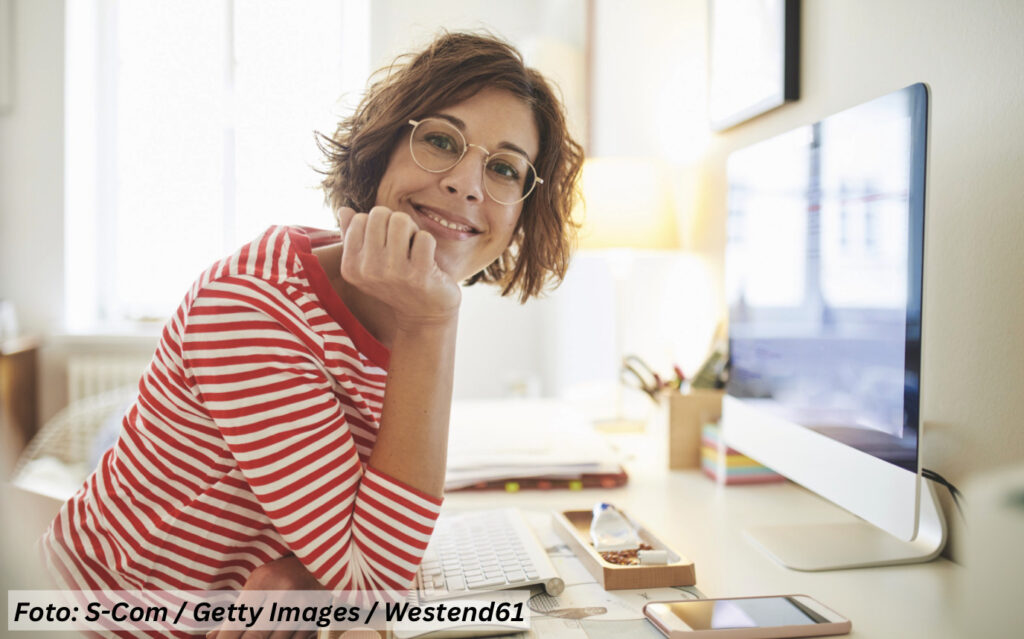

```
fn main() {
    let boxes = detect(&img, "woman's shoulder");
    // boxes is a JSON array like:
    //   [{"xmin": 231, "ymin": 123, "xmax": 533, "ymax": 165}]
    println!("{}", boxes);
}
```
[
  {"xmin": 290, "ymin": 226, "xmax": 341, "ymax": 250},
  {"xmin": 172, "ymin": 226, "xmax": 319, "ymax": 309},
  {"xmin": 174, "ymin": 225, "xmax": 344, "ymax": 317},
  {"xmin": 212, "ymin": 225, "xmax": 336, "ymax": 280}
]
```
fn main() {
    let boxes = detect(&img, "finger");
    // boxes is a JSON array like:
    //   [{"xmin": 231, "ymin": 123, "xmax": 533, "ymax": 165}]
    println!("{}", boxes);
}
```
[
  {"xmin": 211, "ymin": 622, "xmax": 244, "ymax": 639},
  {"xmin": 409, "ymin": 230, "xmax": 438, "ymax": 272},
  {"xmin": 364, "ymin": 206, "xmax": 392, "ymax": 250},
  {"xmin": 210, "ymin": 624, "xmax": 243, "ymax": 638},
  {"xmin": 210, "ymin": 622, "xmax": 253, "ymax": 639},
  {"xmin": 342, "ymin": 213, "xmax": 368, "ymax": 255},
  {"xmin": 340, "ymin": 214, "xmax": 368, "ymax": 283},
  {"xmin": 212, "ymin": 590, "xmax": 268, "ymax": 639},
  {"xmin": 385, "ymin": 211, "xmax": 418, "ymax": 259},
  {"xmin": 335, "ymin": 206, "xmax": 357, "ymax": 235},
  {"xmin": 266, "ymin": 627, "xmax": 301, "ymax": 639}
]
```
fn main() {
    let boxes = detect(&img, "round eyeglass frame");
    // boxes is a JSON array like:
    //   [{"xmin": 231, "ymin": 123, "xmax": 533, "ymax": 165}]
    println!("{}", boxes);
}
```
[{"xmin": 407, "ymin": 119, "xmax": 543, "ymax": 206}]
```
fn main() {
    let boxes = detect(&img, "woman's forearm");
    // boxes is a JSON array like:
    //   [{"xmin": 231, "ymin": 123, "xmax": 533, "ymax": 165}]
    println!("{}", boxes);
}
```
[{"xmin": 367, "ymin": 316, "xmax": 458, "ymax": 499}]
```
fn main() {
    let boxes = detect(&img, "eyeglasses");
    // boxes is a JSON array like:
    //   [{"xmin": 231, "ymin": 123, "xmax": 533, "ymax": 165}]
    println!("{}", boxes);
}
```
[{"xmin": 407, "ymin": 118, "xmax": 543, "ymax": 206}]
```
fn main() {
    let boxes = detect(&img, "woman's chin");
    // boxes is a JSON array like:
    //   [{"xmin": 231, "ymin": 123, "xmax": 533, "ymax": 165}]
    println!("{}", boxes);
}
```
[
  {"xmin": 429, "ymin": 244, "xmax": 491, "ymax": 284},
  {"xmin": 431, "ymin": 254, "xmax": 463, "ymax": 282}
]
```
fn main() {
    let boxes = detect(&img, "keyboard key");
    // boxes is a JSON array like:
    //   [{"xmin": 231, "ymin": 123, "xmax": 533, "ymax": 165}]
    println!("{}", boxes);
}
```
[
  {"xmin": 505, "ymin": 570, "xmax": 527, "ymax": 583},
  {"xmin": 445, "ymin": 576, "xmax": 466, "ymax": 592}
]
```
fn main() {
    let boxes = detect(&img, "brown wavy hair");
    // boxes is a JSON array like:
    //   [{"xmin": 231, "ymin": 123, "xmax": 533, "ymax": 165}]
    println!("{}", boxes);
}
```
[{"xmin": 317, "ymin": 31, "xmax": 584, "ymax": 303}]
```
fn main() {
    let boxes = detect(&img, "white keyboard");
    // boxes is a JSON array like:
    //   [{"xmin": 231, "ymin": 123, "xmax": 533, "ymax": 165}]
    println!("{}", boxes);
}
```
[{"xmin": 415, "ymin": 508, "xmax": 564, "ymax": 601}]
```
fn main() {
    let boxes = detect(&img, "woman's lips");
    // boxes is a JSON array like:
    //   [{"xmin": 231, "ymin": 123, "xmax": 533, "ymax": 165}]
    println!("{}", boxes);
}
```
[{"xmin": 411, "ymin": 204, "xmax": 480, "ymax": 239}]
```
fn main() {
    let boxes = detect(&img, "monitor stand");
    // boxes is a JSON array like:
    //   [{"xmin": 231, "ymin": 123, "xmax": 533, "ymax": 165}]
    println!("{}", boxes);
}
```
[{"xmin": 743, "ymin": 478, "xmax": 947, "ymax": 571}]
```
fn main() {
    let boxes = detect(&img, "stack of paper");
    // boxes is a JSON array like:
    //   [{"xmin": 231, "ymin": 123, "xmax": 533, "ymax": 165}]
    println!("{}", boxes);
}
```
[
  {"xmin": 700, "ymin": 422, "xmax": 785, "ymax": 485},
  {"xmin": 445, "ymin": 399, "xmax": 626, "ymax": 491}
]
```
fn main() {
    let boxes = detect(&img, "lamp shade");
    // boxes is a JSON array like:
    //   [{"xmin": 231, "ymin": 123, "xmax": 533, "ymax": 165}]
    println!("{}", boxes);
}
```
[{"xmin": 576, "ymin": 157, "xmax": 679, "ymax": 250}]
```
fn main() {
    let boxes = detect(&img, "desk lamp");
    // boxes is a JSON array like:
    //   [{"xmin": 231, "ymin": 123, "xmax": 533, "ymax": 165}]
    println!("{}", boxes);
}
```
[{"xmin": 576, "ymin": 157, "xmax": 679, "ymax": 431}]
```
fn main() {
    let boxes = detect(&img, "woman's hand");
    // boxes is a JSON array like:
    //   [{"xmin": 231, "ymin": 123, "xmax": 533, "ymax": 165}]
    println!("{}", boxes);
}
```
[
  {"xmin": 207, "ymin": 555, "xmax": 322, "ymax": 639},
  {"xmin": 239, "ymin": 554, "xmax": 324, "ymax": 591},
  {"xmin": 337, "ymin": 206, "xmax": 461, "ymax": 329}
]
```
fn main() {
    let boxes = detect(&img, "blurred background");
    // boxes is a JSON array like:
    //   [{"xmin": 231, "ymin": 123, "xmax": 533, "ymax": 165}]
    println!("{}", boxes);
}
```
[{"xmin": 2, "ymin": 0, "xmax": 1023, "ymax": 602}]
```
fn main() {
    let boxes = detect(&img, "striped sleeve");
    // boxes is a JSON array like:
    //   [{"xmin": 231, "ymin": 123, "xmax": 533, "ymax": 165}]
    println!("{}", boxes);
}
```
[{"xmin": 181, "ymin": 275, "xmax": 442, "ymax": 591}]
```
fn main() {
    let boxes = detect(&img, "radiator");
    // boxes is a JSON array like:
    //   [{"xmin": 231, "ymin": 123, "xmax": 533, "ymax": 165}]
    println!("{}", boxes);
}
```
[{"xmin": 67, "ymin": 356, "xmax": 150, "ymax": 404}]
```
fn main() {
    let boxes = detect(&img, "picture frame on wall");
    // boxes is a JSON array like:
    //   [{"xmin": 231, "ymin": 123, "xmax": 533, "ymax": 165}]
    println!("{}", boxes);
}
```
[{"xmin": 708, "ymin": 0, "xmax": 800, "ymax": 131}]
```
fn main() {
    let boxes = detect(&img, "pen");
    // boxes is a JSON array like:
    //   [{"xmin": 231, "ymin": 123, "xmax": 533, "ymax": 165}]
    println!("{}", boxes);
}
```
[{"xmin": 673, "ymin": 365, "xmax": 686, "ymax": 390}]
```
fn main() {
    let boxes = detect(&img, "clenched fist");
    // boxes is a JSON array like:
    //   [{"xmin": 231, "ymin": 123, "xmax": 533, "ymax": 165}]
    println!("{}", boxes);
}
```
[{"xmin": 336, "ymin": 206, "xmax": 462, "ymax": 328}]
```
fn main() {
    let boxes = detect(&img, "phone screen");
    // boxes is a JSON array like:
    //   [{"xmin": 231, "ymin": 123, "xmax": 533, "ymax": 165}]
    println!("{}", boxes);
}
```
[{"xmin": 660, "ymin": 597, "xmax": 829, "ymax": 630}]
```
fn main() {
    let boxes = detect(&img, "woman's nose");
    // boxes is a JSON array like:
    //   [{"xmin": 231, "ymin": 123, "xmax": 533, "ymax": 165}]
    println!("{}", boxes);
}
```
[{"xmin": 439, "ymin": 148, "xmax": 486, "ymax": 202}]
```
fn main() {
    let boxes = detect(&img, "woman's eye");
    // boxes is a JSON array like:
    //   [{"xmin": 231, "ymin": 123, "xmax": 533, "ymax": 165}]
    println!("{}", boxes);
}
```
[
  {"xmin": 425, "ymin": 133, "xmax": 458, "ymax": 153},
  {"xmin": 489, "ymin": 161, "xmax": 520, "ymax": 181}
]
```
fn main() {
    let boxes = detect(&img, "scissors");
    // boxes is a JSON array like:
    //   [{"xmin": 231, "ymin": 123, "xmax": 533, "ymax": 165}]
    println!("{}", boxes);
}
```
[{"xmin": 620, "ymin": 355, "xmax": 663, "ymax": 402}]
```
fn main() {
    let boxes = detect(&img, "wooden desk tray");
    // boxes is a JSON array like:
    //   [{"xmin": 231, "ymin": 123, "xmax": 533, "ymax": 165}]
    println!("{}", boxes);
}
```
[{"xmin": 552, "ymin": 509, "xmax": 696, "ymax": 590}]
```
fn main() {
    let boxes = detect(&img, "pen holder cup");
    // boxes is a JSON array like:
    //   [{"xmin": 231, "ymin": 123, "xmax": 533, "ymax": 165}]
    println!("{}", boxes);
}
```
[{"xmin": 667, "ymin": 389, "xmax": 724, "ymax": 470}]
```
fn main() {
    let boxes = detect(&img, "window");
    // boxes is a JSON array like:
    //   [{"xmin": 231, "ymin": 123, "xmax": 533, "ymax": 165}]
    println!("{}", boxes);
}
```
[{"xmin": 65, "ymin": 0, "xmax": 369, "ymax": 330}]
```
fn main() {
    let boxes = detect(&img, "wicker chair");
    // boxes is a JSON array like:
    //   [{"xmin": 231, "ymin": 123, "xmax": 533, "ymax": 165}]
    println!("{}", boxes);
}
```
[{"xmin": 11, "ymin": 386, "xmax": 137, "ymax": 500}]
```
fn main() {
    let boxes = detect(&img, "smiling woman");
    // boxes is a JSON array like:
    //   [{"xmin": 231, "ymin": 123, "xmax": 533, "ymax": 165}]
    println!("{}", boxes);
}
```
[
  {"xmin": 319, "ymin": 31, "xmax": 584, "ymax": 303},
  {"xmin": 40, "ymin": 30, "xmax": 583, "ymax": 634}
]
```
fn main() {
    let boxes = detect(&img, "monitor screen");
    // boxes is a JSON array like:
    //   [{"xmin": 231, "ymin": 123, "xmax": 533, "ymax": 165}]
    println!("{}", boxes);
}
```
[{"xmin": 726, "ymin": 83, "xmax": 927, "ymax": 472}]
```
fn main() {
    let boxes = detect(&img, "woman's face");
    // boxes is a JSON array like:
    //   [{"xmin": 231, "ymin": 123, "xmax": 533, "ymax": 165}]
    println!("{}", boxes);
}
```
[{"xmin": 375, "ymin": 88, "xmax": 540, "ymax": 282}]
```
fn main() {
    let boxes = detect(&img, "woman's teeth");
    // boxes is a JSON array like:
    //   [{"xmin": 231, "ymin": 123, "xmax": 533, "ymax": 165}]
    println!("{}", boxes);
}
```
[{"xmin": 419, "ymin": 208, "xmax": 474, "ymax": 233}]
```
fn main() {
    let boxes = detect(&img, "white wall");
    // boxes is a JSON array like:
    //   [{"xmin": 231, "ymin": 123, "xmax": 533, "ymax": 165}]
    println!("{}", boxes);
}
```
[
  {"xmin": 590, "ymin": 0, "xmax": 707, "ymax": 162},
  {"xmin": 0, "ymin": 0, "xmax": 64, "ymax": 335}
]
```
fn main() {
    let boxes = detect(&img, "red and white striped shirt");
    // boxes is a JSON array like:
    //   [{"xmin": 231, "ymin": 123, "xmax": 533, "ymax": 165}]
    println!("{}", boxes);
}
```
[{"xmin": 42, "ymin": 226, "xmax": 443, "ymax": 592}]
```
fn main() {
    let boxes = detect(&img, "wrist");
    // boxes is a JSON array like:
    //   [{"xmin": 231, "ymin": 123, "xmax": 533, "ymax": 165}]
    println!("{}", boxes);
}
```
[{"xmin": 392, "ymin": 310, "xmax": 459, "ymax": 335}]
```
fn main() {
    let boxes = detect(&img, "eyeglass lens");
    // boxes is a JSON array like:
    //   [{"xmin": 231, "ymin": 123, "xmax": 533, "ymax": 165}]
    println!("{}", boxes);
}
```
[{"xmin": 410, "ymin": 119, "xmax": 537, "ymax": 205}]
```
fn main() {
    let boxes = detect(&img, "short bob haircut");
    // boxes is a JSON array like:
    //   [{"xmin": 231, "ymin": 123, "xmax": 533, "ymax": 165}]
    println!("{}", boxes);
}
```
[{"xmin": 318, "ymin": 32, "xmax": 584, "ymax": 303}]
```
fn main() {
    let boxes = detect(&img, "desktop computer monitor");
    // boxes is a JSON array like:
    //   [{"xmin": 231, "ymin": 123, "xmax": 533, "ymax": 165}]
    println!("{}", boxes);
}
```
[{"xmin": 721, "ymin": 83, "xmax": 946, "ymax": 570}]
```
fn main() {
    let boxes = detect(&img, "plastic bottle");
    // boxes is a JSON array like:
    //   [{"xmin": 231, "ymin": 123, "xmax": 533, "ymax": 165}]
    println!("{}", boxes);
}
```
[{"xmin": 590, "ymin": 502, "xmax": 640, "ymax": 552}]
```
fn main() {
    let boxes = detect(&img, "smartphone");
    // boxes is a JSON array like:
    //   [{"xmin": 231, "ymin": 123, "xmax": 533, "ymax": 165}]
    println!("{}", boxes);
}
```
[{"xmin": 643, "ymin": 595, "xmax": 851, "ymax": 638}]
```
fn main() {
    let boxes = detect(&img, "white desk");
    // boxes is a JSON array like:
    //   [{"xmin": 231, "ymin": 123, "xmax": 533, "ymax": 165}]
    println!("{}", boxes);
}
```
[{"xmin": 444, "ymin": 434, "xmax": 962, "ymax": 638}]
